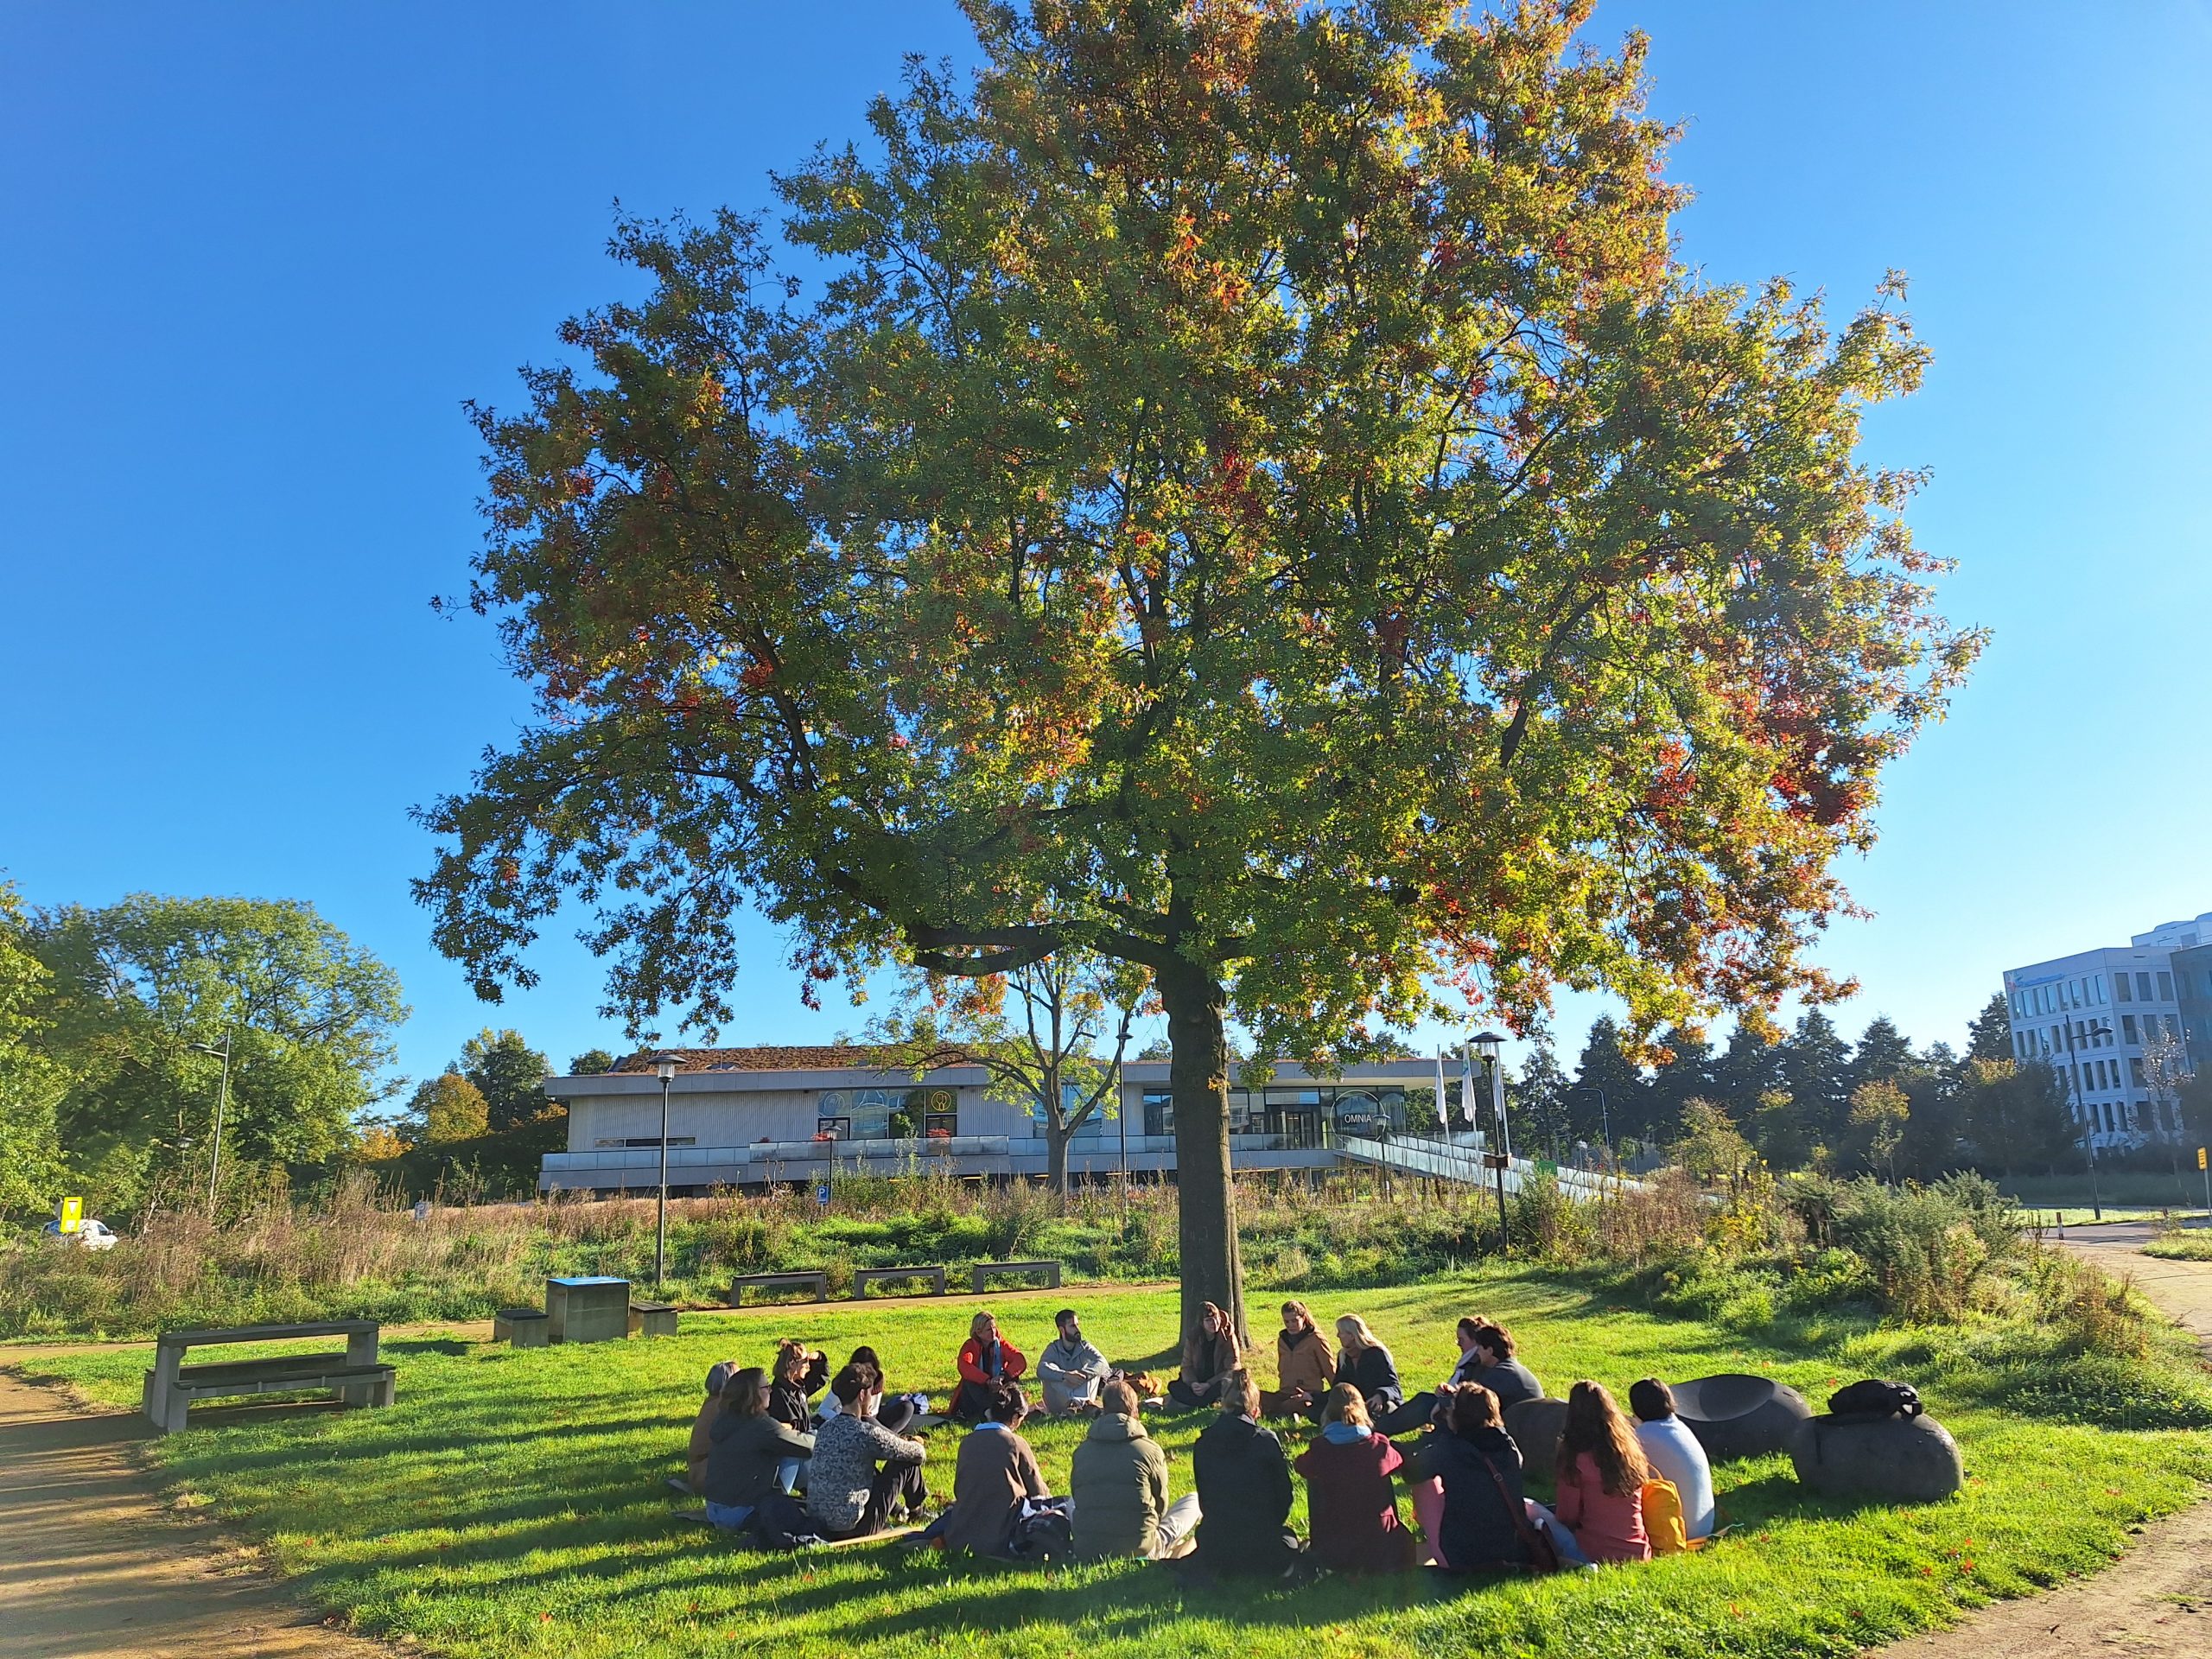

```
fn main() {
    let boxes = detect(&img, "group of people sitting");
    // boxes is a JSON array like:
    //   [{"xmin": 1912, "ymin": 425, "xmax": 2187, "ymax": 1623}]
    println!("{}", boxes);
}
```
[
  {"xmin": 1161, "ymin": 1300, "xmax": 1718, "ymax": 1574},
  {"xmin": 680, "ymin": 1298, "xmax": 1719, "ymax": 1575}
]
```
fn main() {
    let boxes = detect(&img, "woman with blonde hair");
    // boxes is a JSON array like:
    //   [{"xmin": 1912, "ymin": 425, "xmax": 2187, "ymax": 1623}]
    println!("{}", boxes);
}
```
[
  {"xmin": 1551, "ymin": 1380, "xmax": 1652, "ymax": 1563},
  {"xmin": 953, "ymin": 1309, "xmax": 1027, "ymax": 1422},
  {"xmin": 1333, "ymin": 1314, "xmax": 1404, "ymax": 1418},
  {"xmin": 1167, "ymin": 1300, "xmax": 1243, "ymax": 1409},
  {"xmin": 1292, "ymin": 1382, "xmax": 1416, "ymax": 1573},
  {"xmin": 1260, "ymin": 1299, "xmax": 1335, "ymax": 1420}
]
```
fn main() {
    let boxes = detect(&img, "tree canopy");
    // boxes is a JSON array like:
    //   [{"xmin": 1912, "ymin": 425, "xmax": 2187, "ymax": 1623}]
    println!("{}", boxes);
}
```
[
  {"xmin": 22, "ymin": 893, "xmax": 406, "ymax": 1214},
  {"xmin": 458, "ymin": 1027, "xmax": 552, "ymax": 1133},
  {"xmin": 416, "ymin": 0, "xmax": 1976, "ymax": 1332}
]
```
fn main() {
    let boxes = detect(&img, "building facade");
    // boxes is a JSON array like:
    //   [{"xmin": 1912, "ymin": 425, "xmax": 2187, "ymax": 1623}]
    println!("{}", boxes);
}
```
[
  {"xmin": 537, "ymin": 1045, "xmax": 1444, "ymax": 1194},
  {"xmin": 2001, "ymin": 912, "xmax": 2209, "ymax": 1149}
]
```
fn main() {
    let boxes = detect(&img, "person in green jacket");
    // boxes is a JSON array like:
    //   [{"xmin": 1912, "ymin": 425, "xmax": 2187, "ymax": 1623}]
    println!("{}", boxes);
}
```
[{"xmin": 1071, "ymin": 1378, "xmax": 1201, "ymax": 1560}]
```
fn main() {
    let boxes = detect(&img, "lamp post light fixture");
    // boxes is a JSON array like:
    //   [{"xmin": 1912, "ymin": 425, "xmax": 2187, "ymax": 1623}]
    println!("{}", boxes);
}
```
[
  {"xmin": 1470, "ymin": 1030, "xmax": 1509, "ymax": 1247},
  {"xmin": 653, "ymin": 1055, "xmax": 678, "ymax": 1288},
  {"xmin": 188, "ymin": 1035, "xmax": 233, "ymax": 1212}
]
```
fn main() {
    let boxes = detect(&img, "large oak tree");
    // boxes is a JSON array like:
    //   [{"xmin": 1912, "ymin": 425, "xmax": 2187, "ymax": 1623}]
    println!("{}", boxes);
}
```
[{"xmin": 416, "ymin": 0, "xmax": 1978, "ymax": 1338}]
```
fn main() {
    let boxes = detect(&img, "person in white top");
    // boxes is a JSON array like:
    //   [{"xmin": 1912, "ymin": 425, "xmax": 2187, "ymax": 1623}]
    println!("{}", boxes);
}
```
[{"xmin": 1629, "ymin": 1377, "xmax": 1715, "ymax": 1540}]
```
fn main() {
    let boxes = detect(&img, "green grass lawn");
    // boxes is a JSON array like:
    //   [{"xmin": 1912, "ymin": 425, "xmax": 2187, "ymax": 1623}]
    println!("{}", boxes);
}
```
[{"xmin": 17, "ymin": 1268, "xmax": 2212, "ymax": 1659}]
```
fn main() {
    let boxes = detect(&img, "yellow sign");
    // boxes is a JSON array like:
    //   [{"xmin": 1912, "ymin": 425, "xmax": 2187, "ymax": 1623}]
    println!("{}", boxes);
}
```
[
  {"xmin": 2199, "ymin": 1147, "xmax": 2208, "ymax": 1172},
  {"xmin": 58, "ymin": 1196, "xmax": 83, "ymax": 1234}
]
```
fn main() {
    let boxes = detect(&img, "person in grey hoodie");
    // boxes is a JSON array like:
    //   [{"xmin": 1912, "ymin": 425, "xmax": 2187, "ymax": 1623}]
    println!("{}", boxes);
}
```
[
  {"xmin": 703, "ymin": 1366, "xmax": 815, "ymax": 1531},
  {"xmin": 1036, "ymin": 1308, "xmax": 1112, "ymax": 1416},
  {"xmin": 1071, "ymin": 1378, "xmax": 1200, "ymax": 1559}
]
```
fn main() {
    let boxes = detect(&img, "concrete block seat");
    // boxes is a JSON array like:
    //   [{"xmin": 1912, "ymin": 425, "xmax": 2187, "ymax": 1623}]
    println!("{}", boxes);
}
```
[
  {"xmin": 493, "ymin": 1308, "xmax": 550, "ymax": 1348},
  {"xmin": 1671, "ymin": 1373, "xmax": 1814, "ymax": 1463},
  {"xmin": 1503, "ymin": 1396, "xmax": 1569, "ymax": 1470},
  {"xmin": 1789, "ymin": 1412, "xmax": 1963, "ymax": 1503}
]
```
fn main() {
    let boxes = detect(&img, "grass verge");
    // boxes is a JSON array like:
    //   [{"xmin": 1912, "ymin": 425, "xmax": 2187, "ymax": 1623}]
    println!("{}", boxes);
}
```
[{"xmin": 16, "ymin": 1265, "xmax": 2212, "ymax": 1659}]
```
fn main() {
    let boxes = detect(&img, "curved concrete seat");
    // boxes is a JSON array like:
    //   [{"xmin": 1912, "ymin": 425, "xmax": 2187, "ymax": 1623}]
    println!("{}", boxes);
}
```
[
  {"xmin": 1789, "ymin": 1412, "xmax": 1962, "ymax": 1502},
  {"xmin": 1503, "ymin": 1395, "xmax": 1568, "ymax": 1471},
  {"xmin": 1671, "ymin": 1373, "xmax": 1813, "ymax": 1463}
]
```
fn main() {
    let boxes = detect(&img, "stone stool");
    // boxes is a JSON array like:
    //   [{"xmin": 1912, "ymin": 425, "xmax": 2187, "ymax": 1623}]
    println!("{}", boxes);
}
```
[
  {"xmin": 1503, "ymin": 1396, "xmax": 1569, "ymax": 1470},
  {"xmin": 1789, "ymin": 1412, "xmax": 1963, "ymax": 1502},
  {"xmin": 1672, "ymin": 1373, "xmax": 1813, "ymax": 1462}
]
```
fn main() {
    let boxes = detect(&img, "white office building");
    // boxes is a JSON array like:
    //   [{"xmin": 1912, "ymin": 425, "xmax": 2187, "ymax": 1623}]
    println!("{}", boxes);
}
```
[{"xmin": 2001, "ymin": 912, "xmax": 2209, "ymax": 1148}]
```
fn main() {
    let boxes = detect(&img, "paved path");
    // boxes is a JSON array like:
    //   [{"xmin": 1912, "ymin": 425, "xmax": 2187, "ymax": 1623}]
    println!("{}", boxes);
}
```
[
  {"xmin": 1872, "ymin": 1225, "xmax": 2212, "ymax": 1659},
  {"xmin": 0, "ymin": 1367, "xmax": 391, "ymax": 1659}
]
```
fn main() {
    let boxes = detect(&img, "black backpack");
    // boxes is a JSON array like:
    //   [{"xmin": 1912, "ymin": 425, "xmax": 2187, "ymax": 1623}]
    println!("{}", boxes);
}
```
[
  {"xmin": 1827, "ymin": 1378, "xmax": 1923, "ymax": 1419},
  {"xmin": 1008, "ymin": 1501, "xmax": 1075, "ymax": 1563},
  {"xmin": 747, "ymin": 1490, "xmax": 827, "ymax": 1550}
]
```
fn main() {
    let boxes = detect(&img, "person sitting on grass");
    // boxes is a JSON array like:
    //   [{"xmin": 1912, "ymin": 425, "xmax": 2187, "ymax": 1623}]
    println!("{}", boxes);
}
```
[
  {"xmin": 1071, "ymin": 1376, "xmax": 1201, "ymax": 1560},
  {"xmin": 1373, "ymin": 1314, "xmax": 1489, "ymax": 1435},
  {"xmin": 1629, "ymin": 1377, "xmax": 1713, "ymax": 1542},
  {"xmin": 767, "ymin": 1338, "xmax": 830, "ymax": 1491},
  {"xmin": 1166, "ymin": 1300, "xmax": 1243, "ymax": 1409},
  {"xmin": 1408, "ymin": 1382, "xmax": 1534, "ymax": 1573},
  {"xmin": 1292, "ymin": 1383, "xmax": 1417, "ymax": 1573},
  {"xmin": 802, "ymin": 1363, "xmax": 930, "ymax": 1541},
  {"xmin": 703, "ymin": 1365, "xmax": 814, "ymax": 1532},
  {"xmin": 1036, "ymin": 1308, "xmax": 1112, "ymax": 1417},
  {"xmin": 1461, "ymin": 1321, "xmax": 1544, "ymax": 1412},
  {"xmin": 683, "ymin": 1359, "xmax": 741, "ymax": 1494},
  {"xmin": 1259, "ymin": 1300, "xmax": 1336, "ymax": 1421},
  {"xmin": 1333, "ymin": 1314, "xmax": 1404, "ymax": 1419},
  {"xmin": 817, "ymin": 1344, "xmax": 920, "ymax": 1433},
  {"xmin": 1189, "ymin": 1370, "xmax": 1301, "ymax": 1576},
  {"xmin": 1551, "ymin": 1380, "xmax": 1651, "ymax": 1564},
  {"xmin": 938, "ymin": 1382, "xmax": 1051, "ymax": 1557},
  {"xmin": 952, "ymin": 1312, "xmax": 1027, "ymax": 1423}
]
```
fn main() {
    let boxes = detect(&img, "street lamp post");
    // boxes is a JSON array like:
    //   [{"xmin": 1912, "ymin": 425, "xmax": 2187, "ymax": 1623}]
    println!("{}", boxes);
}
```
[
  {"xmin": 1471, "ymin": 1031, "xmax": 1507, "ymax": 1248},
  {"xmin": 2058, "ymin": 1019, "xmax": 2107, "ymax": 1222},
  {"xmin": 653, "ymin": 1055, "xmax": 677, "ymax": 1289},
  {"xmin": 1567, "ymin": 1084, "xmax": 1611, "ymax": 1171},
  {"xmin": 188, "ymin": 1035, "xmax": 233, "ymax": 1212}
]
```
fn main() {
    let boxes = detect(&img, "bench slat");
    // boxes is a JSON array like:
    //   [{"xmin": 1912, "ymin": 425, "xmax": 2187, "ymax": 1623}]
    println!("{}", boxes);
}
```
[{"xmin": 156, "ymin": 1319, "xmax": 378, "ymax": 1349}]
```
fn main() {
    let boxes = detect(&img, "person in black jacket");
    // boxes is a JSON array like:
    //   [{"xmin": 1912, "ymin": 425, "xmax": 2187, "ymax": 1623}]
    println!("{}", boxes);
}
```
[
  {"xmin": 1410, "ymin": 1383, "xmax": 1535, "ymax": 1573},
  {"xmin": 704, "ymin": 1366, "xmax": 816, "ymax": 1530},
  {"xmin": 766, "ymin": 1339, "xmax": 829, "ymax": 1491},
  {"xmin": 1190, "ymin": 1370, "xmax": 1302, "ymax": 1576},
  {"xmin": 1332, "ymin": 1315, "xmax": 1404, "ymax": 1417}
]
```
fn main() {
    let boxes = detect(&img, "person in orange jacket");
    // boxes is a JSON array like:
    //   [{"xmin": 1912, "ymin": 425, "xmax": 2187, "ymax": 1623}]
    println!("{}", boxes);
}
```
[{"xmin": 953, "ymin": 1310, "xmax": 1027, "ymax": 1422}]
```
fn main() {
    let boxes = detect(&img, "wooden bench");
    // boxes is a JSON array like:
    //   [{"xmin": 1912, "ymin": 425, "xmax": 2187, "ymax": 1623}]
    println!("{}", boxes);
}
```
[
  {"xmin": 726, "ymin": 1270, "xmax": 829, "ymax": 1306},
  {"xmin": 142, "ymin": 1319, "xmax": 391, "ymax": 1435},
  {"xmin": 628, "ymin": 1300, "xmax": 679, "ymax": 1337},
  {"xmin": 969, "ymin": 1259, "xmax": 1062, "ymax": 1294},
  {"xmin": 852, "ymin": 1266, "xmax": 947, "ymax": 1299}
]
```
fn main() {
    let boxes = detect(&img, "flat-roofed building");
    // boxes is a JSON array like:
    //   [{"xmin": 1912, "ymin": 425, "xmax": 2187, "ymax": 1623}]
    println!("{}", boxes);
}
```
[{"xmin": 537, "ymin": 1045, "xmax": 1440, "ymax": 1194}]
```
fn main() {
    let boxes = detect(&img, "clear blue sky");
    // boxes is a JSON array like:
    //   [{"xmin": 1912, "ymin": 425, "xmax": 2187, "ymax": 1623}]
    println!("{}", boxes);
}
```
[{"xmin": 3, "ymin": 2, "xmax": 2207, "ymax": 1090}]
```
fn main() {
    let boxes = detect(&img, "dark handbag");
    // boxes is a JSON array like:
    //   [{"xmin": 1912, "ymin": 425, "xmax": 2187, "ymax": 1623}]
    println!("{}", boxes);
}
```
[{"xmin": 1476, "ymin": 1450, "xmax": 1561, "ymax": 1574}]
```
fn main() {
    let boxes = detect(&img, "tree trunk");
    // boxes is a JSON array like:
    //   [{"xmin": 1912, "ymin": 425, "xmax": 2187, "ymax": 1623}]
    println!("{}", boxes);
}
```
[
  {"xmin": 1159, "ymin": 957, "xmax": 1246, "ymax": 1346},
  {"xmin": 1045, "ymin": 1115, "xmax": 1071, "ymax": 1198}
]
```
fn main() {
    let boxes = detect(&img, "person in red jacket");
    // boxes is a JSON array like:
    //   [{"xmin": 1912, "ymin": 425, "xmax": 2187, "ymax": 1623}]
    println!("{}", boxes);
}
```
[
  {"xmin": 1293, "ymin": 1383, "xmax": 1418, "ymax": 1573},
  {"xmin": 952, "ymin": 1310, "xmax": 1027, "ymax": 1422}
]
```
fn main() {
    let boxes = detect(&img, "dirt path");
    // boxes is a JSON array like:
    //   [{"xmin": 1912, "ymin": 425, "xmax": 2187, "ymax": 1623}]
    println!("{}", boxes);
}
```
[
  {"xmin": 0, "ymin": 1368, "xmax": 396, "ymax": 1659},
  {"xmin": 1871, "ymin": 1225, "xmax": 2212, "ymax": 1659}
]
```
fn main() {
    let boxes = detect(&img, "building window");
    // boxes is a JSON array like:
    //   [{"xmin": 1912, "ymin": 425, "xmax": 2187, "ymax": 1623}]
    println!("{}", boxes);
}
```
[
  {"xmin": 1142, "ymin": 1090, "xmax": 1173, "ymax": 1137},
  {"xmin": 2122, "ymin": 1014, "xmax": 2139, "ymax": 1043},
  {"xmin": 596, "ymin": 1135, "xmax": 699, "ymax": 1148},
  {"xmin": 2158, "ymin": 971, "xmax": 2174, "ymax": 1001},
  {"xmin": 2136, "ymin": 971, "xmax": 2152, "ymax": 1001},
  {"xmin": 2131, "ymin": 1058, "xmax": 2147, "ymax": 1088},
  {"xmin": 817, "ymin": 1085, "xmax": 956, "ymax": 1141}
]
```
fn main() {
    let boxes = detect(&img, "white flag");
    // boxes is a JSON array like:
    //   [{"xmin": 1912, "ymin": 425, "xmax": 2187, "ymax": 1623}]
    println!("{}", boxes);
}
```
[{"xmin": 1459, "ymin": 1046, "xmax": 1476, "ymax": 1128}]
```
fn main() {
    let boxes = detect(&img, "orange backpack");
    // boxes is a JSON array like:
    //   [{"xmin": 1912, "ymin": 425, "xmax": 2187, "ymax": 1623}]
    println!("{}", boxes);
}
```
[{"xmin": 1641, "ymin": 1476, "xmax": 1690, "ymax": 1556}]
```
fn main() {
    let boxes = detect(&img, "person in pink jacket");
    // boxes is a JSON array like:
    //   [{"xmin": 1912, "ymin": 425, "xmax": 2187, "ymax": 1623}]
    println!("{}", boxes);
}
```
[{"xmin": 1553, "ymin": 1380, "xmax": 1652, "ymax": 1563}]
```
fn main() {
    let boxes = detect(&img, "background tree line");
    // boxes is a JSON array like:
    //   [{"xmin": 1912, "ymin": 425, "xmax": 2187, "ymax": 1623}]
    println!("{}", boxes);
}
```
[
  {"xmin": 0, "ymin": 874, "xmax": 594, "ymax": 1224},
  {"xmin": 1503, "ymin": 993, "xmax": 2212, "ymax": 1182}
]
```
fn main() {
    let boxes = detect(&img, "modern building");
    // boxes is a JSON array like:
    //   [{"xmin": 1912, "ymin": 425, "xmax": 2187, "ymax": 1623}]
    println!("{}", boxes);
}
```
[
  {"xmin": 536, "ymin": 1045, "xmax": 1445, "ymax": 1194},
  {"xmin": 2001, "ymin": 912, "xmax": 2210, "ymax": 1148}
]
